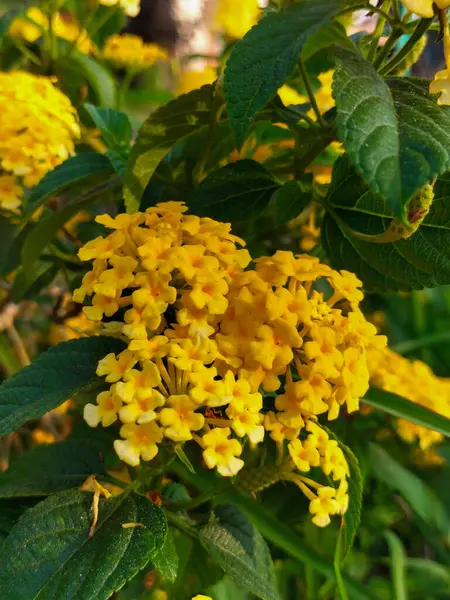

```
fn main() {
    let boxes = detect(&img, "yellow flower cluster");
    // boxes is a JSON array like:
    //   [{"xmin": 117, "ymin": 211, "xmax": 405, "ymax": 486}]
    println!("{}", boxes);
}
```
[
  {"xmin": 99, "ymin": 0, "xmax": 141, "ymax": 18},
  {"xmin": 77, "ymin": 202, "xmax": 386, "ymax": 526},
  {"xmin": 215, "ymin": 0, "xmax": 260, "ymax": 39},
  {"xmin": 9, "ymin": 8, "xmax": 93, "ymax": 53},
  {"xmin": 102, "ymin": 34, "xmax": 168, "ymax": 69},
  {"xmin": 0, "ymin": 71, "xmax": 79, "ymax": 211},
  {"xmin": 369, "ymin": 347, "xmax": 450, "ymax": 450}
]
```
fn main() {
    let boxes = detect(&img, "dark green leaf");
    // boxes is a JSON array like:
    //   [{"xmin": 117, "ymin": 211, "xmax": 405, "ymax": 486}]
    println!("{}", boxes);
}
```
[
  {"xmin": 25, "ymin": 153, "xmax": 113, "ymax": 216},
  {"xmin": 62, "ymin": 53, "xmax": 116, "ymax": 107},
  {"xmin": 84, "ymin": 103, "xmax": 132, "ymax": 151},
  {"xmin": 199, "ymin": 504, "xmax": 280, "ymax": 600},
  {"xmin": 0, "ymin": 489, "xmax": 167, "ymax": 600},
  {"xmin": 0, "ymin": 336, "xmax": 126, "ymax": 438},
  {"xmin": 22, "ymin": 175, "xmax": 121, "ymax": 284},
  {"xmin": 106, "ymin": 149, "xmax": 127, "ymax": 177},
  {"xmin": 11, "ymin": 262, "xmax": 59, "ymax": 303},
  {"xmin": 333, "ymin": 52, "xmax": 450, "ymax": 217},
  {"xmin": 325, "ymin": 428, "xmax": 362, "ymax": 562},
  {"xmin": 364, "ymin": 387, "xmax": 450, "ymax": 440},
  {"xmin": 190, "ymin": 160, "xmax": 279, "ymax": 222},
  {"xmin": 369, "ymin": 444, "xmax": 450, "ymax": 534},
  {"xmin": 152, "ymin": 528, "xmax": 179, "ymax": 583},
  {"xmin": 274, "ymin": 179, "xmax": 310, "ymax": 224},
  {"xmin": 0, "ymin": 217, "xmax": 20, "ymax": 276},
  {"xmin": 0, "ymin": 441, "xmax": 106, "ymax": 498},
  {"xmin": 322, "ymin": 155, "xmax": 450, "ymax": 291},
  {"xmin": 124, "ymin": 84, "xmax": 220, "ymax": 213},
  {"xmin": 223, "ymin": 0, "xmax": 343, "ymax": 147},
  {"xmin": 302, "ymin": 21, "xmax": 354, "ymax": 61}
]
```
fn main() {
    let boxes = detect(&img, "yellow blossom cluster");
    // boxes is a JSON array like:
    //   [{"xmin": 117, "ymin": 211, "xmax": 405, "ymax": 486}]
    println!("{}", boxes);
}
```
[
  {"xmin": 102, "ymin": 34, "xmax": 168, "ymax": 69},
  {"xmin": 99, "ymin": 0, "xmax": 141, "ymax": 18},
  {"xmin": 368, "ymin": 347, "xmax": 450, "ymax": 450},
  {"xmin": 77, "ymin": 201, "xmax": 386, "ymax": 527},
  {"xmin": 215, "ymin": 0, "xmax": 260, "ymax": 39},
  {"xmin": 0, "ymin": 71, "xmax": 80, "ymax": 211},
  {"xmin": 9, "ymin": 8, "xmax": 93, "ymax": 53}
]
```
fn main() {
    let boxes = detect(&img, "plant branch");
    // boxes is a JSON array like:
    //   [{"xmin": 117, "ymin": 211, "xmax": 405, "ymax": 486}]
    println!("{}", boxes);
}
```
[
  {"xmin": 298, "ymin": 58, "xmax": 326, "ymax": 128},
  {"xmin": 380, "ymin": 18, "xmax": 433, "ymax": 75}
]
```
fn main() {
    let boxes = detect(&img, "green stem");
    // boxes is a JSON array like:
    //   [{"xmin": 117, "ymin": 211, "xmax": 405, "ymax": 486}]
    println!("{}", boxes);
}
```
[
  {"xmin": 305, "ymin": 564, "xmax": 318, "ymax": 600},
  {"xmin": 298, "ymin": 57, "xmax": 326, "ymax": 128},
  {"xmin": 334, "ymin": 530, "xmax": 349, "ymax": 600},
  {"xmin": 99, "ymin": 474, "xmax": 129, "ymax": 489},
  {"xmin": 117, "ymin": 69, "xmax": 136, "ymax": 110},
  {"xmin": 392, "ymin": 0, "xmax": 401, "ymax": 21},
  {"xmin": 374, "ymin": 27, "xmax": 403, "ymax": 70},
  {"xmin": 367, "ymin": 2, "xmax": 389, "ymax": 63},
  {"xmin": 294, "ymin": 132, "xmax": 335, "ymax": 177},
  {"xmin": 166, "ymin": 511, "xmax": 198, "ymax": 539},
  {"xmin": 380, "ymin": 18, "xmax": 433, "ymax": 75}
]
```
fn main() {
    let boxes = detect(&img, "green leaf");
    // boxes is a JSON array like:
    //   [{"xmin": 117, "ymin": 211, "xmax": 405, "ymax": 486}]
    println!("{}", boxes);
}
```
[
  {"xmin": 325, "ymin": 428, "xmax": 362, "ymax": 562},
  {"xmin": 199, "ymin": 504, "xmax": 280, "ymax": 600},
  {"xmin": 25, "ymin": 153, "xmax": 114, "ymax": 217},
  {"xmin": 11, "ymin": 262, "xmax": 59, "ymax": 303},
  {"xmin": 364, "ymin": 387, "xmax": 450, "ymax": 440},
  {"xmin": 0, "ymin": 489, "xmax": 167, "ymax": 599},
  {"xmin": 84, "ymin": 103, "xmax": 132, "ymax": 152},
  {"xmin": 223, "ymin": 0, "xmax": 343, "ymax": 147},
  {"xmin": 152, "ymin": 528, "xmax": 179, "ymax": 583},
  {"xmin": 0, "ymin": 440, "xmax": 106, "ymax": 498},
  {"xmin": 124, "ymin": 84, "xmax": 220, "ymax": 213},
  {"xmin": 384, "ymin": 531, "xmax": 408, "ymax": 600},
  {"xmin": 171, "ymin": 462, "xmax": 376, "ymax": 600},
  {"xmin": 333, "ymin": 52, "xmax": 450, "ymax": 217},
  {"xmin": 175, "ymin": 445, "xmax": 196, "ymax": 474},
  {"xmin": 274, "ymin": 179, "xmax": 310, "ymax": 224},
  {"xmin": 302, "ymin": 21, "xmax": 354, "ymax": 61},
  {"xmin": 0, "ymin": 336, "xmax": 126, "ymax": 438},
  {"xmin": 190, "ymin": 160, "xmax": 279, "ymax": 222},
  {"xmin": 321, "ymin": 155, "xmax": 450, "ymax": 291},
  {"xmin": 369, "ymin": 444, "xmax": 450, "ymax": 534},
  {"xmin": 406, "ymin": 558, "xmax": 450, "ymax": 595},
  {"xmin": 62, "ymin": 53, "xmax": 116, "ymax": 107},
  {"xmin": 0, "ymin": 217, "xmax": 20, "ymax": 276},
  {"xmin": 22, "ymin": 175, "xmax": 121, "ymax": 284}
]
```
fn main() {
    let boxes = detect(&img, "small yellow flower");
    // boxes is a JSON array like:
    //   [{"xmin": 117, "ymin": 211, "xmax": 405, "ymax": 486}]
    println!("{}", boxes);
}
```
[
  {"xmin": 430, "ymin": 69, "xmax": 450, "ymax": 106},
  {"xmin": 84, "ymin": 387, "xmax": 123, "ymax": 427},
  {"xmin": 202, "ymin": 427, "xmax": 244, "ymax": 476},
  {"xmin": 0, "ymin": 174, "xmax": 23, "ymax": 212},
  {"xmin": 114, "ymin": 421, "xmax": 163, "ymax": 466},
  {"xmin": 288, "ymin": 437, "xmax": 320, "ymax": 472},
  {"xmin": 159, "ymin": 395, "xmax": 205, "ymax": 442},
  {"xmin": 309, "ymin": 487, "xmax": 338, "ymax": 527},
  {"xmin": 96, "ymin": 350, "xmax": 138, "ymax": 383}
]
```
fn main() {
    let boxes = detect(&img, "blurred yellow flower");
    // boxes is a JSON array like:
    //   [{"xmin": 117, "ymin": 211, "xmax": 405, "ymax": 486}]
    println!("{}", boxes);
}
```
[
  {"xmin": 402, "ymin": 0, "xmax": 450, "ymax": 17},
  {"xmin": 176, "ymin": 66, "xmax": 217, "ymax": 96},
  {"xmin": 10, "ymin": 8, "xmax": 93, "ymax": 53},
  {"xmin": 99, "ymin": 0, "xmax": 141, "ymax": 17},
  {"xmin": 0, "ymin": 71, "xmax": 79, "ymax": 210},
  {"xmin": 278, "ymin": 85, "xmax": 307, "ymax": 106},
  {"xmin": 215, "ymin": 0, "xmax": 261, "ymax": 39},
  {"xmin": 102, "ymin": 34, "xmax": 168, "ymax": 69}
]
